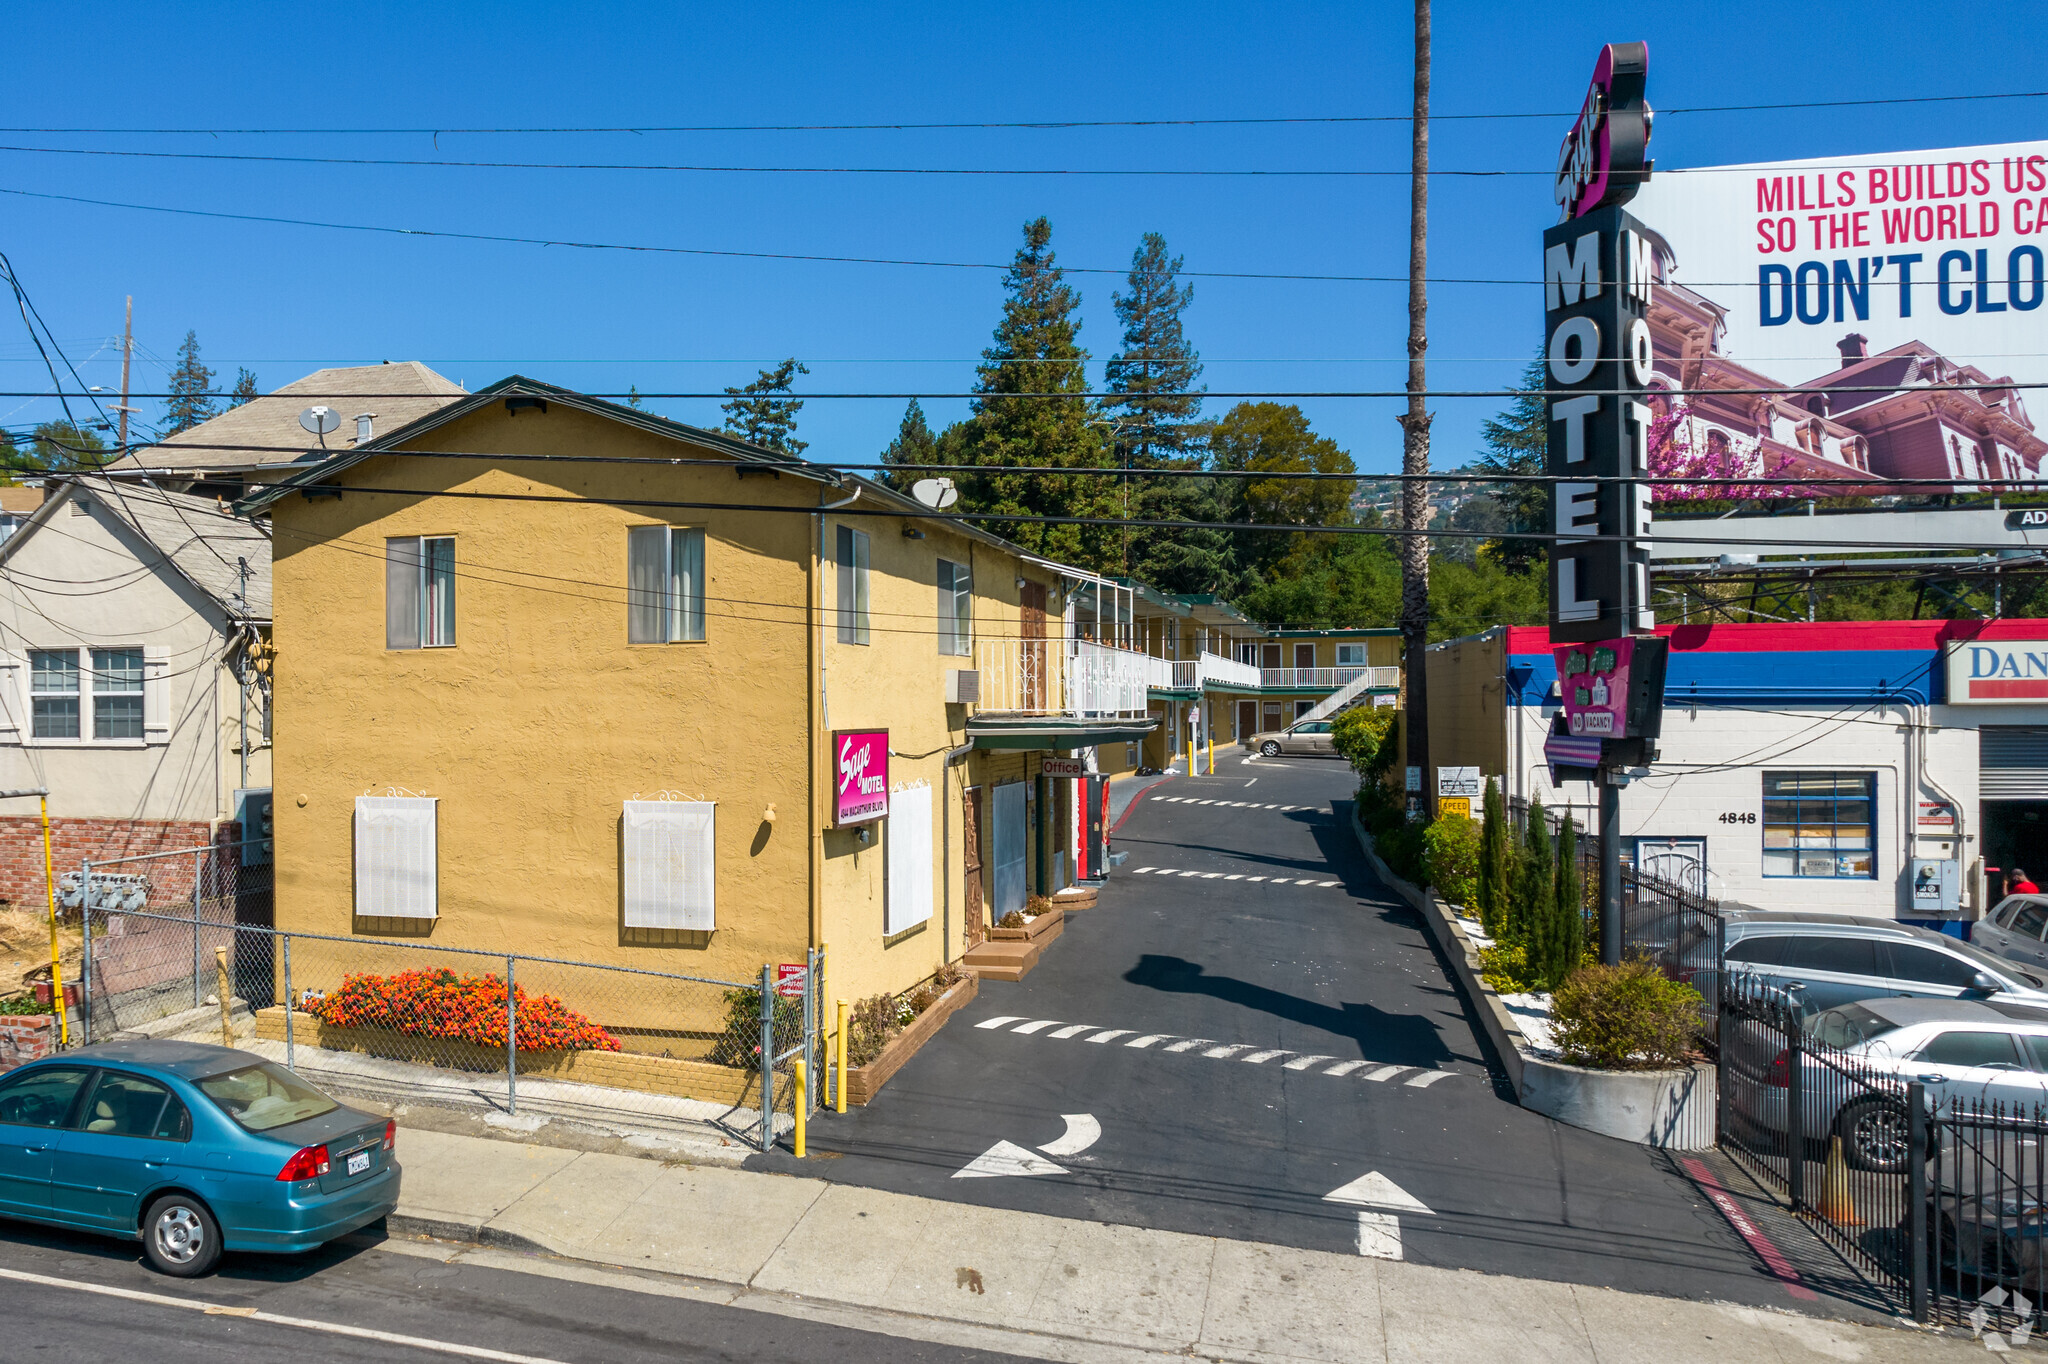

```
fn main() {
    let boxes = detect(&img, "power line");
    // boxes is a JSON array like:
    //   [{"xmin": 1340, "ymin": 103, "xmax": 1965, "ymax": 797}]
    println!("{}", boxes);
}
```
[{"xmin": 4, "ymin": 89, "xmax": 2040, "ymax": 134}]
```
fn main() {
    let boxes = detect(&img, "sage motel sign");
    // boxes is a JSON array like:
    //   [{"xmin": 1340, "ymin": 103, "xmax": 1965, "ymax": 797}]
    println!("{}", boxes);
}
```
[{"xmin": 1546, "ymin": 42, "xmax": 1657, "ymax": 646}]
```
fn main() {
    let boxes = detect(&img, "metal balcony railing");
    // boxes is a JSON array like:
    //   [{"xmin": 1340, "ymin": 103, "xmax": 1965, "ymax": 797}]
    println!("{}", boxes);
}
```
[
  {"xmin": 1198, "ymin": 651, "xmax": 1261, "ymax": 689},
  {"xmin": 1069, "ymin": 641, "xmax": 1154, "ymax": 717},
  {"xmin": 1168, "ymin": 659, "xmax": 1199, "ymax": 691},
  {"xmin": 971, "ymin": 639, "xmax": 1155, "ymax": 718},
  {"xmin": 1259, "ymin": 665, "xmax": 1400, "ymax": 690}
]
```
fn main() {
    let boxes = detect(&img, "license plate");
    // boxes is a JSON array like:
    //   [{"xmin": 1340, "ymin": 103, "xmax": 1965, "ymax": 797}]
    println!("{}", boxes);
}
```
[{"xmin": 346, "ymin": 1150, "xmax": 371, "ymax": 1177}]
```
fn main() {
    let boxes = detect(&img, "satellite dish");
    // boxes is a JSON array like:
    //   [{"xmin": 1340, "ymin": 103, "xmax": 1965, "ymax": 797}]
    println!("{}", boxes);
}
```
[
  {"xmin": 298, "ymin": 405, "xmax": 341, "ymax": 437},
  {"xmin": 912, "ymin": 477, "xmax": 959, "ymax": 510}
]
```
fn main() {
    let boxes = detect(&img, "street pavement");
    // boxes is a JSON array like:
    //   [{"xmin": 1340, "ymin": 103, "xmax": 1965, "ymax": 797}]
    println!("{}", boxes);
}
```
[
  {"xmin": 0, "ymin": 1212, "xmax": 1032, "ymax": 1364},
  {"xmin": 758, "ymin": 756, "xmax": 1831, "ymax": 1314}
]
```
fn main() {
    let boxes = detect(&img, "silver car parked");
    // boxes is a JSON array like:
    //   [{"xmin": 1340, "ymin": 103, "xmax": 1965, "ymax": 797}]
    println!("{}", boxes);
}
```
[
  {"xmin": 1972, "ymin": 895, "xmax": 2048, "ymax": 971},
  {"xmin": 1243, "ymin": 719, "xmax": 1337, "ymax": 758},
  {"xmin": 1720, "ymin": 910, "xmax": 2048, "ymax": 1016}
]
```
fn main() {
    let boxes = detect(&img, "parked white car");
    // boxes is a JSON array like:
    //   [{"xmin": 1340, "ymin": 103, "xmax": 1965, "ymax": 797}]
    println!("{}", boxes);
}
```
[{"xmin": 1727, "ymin": 995, "xmax": 2048, "ymax": 1172}]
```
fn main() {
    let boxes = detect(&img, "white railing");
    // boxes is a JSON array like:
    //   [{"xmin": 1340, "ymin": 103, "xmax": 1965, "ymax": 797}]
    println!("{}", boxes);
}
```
[
  {"xmin": 1069, "ymin": 641, "xmax": 1153, "ymax": 718},
  {"xmin": 1142, "ymin": 652, "xmax": 1176, "ymax": 692},
  {"xmin": 1198, "ymin": 651, "xmax": 1261, "ymax": 689},
  {"xmin": 1168, "ymin": 659, "xmax": 1199, "ymax": 691},
  {"xmin": 1259, "ymin": 665, "xmax": 1400, "ymax": 691},
  {"xmin": 973, "ymin": 638, "xmax": 1063, "ymax": 715},
  {"xmin": 972, "ymin": 638, "xmax": 1156, "ymax": 717}
]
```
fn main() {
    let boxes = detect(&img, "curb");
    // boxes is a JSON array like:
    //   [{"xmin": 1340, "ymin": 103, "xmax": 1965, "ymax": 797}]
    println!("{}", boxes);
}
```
[
  {"xmin": 1348, "ymin": 804, "xmax": 1716, "ymax": 1151},
  {"xmin": 390, "ymin": 1211, "xmax": 553, "ymax": 1257}
]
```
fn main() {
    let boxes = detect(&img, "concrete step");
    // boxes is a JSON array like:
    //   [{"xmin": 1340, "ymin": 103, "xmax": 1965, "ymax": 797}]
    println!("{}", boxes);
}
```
[{"xmin": 961, "ymin": 939, "xmax": 1041, "ymax": 982}]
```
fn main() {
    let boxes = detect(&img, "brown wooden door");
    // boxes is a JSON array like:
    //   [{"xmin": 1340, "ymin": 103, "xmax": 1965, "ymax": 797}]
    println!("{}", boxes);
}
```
[
  {"xmin": 1237, "ymin": 700, "xmax": 1257, "ymax": 739},
  {"xmin": 961, "ymin": 786, "xmax": 986, "ymax": 947},
  {"xmin": 1020, "ymin": 582, "xmax": 1048, "ymax": 710},
  {"xmin": 1295, "ymin": 643, "xmax": 1316, "ymax": 671},
  {"xmin": 1261, "ymin": 643, "xmax": 1282, "ymax": 669}
]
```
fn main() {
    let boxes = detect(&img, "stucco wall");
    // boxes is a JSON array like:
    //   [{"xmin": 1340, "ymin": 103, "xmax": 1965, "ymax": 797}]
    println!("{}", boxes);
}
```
[{"xmin": 1424, "ymin": 630, "xmax": 1509, "ymax": 789}]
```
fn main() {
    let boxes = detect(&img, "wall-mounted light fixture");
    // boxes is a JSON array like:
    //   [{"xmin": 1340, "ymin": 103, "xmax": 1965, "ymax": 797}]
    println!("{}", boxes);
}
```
[
  {"xmin": 763, "ymin": 803, "xmax": 777, "ymax": 824},
  {"xmin": 902, "ymin": 527, "xmax": 925, "ymax": 539}
]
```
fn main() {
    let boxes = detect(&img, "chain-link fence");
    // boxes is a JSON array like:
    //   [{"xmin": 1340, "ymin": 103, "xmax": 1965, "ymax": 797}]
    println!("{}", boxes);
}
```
[{"xmin": 65, "ymin": 844, "xmax": 821, "ymax": 1151}]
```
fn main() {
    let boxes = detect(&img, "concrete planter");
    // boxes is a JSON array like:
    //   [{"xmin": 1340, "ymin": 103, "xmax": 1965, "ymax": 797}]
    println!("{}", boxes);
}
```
[
  {"xmin": 845, "ymin": 976, "xmax": 978, "ymax": 1106},
  {"xmin": 988, "ymin": 906, "xmax": 1064, "ymax": 942},
  {"xmin": 1350, "ymin": 808, "xmax": 1716, "ymax": 1151}
]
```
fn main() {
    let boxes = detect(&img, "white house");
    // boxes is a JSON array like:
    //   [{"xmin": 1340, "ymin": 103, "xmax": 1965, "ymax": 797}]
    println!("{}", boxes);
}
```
[{"xmin": 0, "ymin": 477, "xmax": 271, "ymax": 906}]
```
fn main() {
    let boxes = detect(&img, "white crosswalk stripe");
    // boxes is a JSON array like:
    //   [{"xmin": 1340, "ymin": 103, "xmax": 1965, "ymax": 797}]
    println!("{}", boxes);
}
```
[{"xmin": 968, "ymin": 1017, "xmax": 1463, "ymax": 1089}]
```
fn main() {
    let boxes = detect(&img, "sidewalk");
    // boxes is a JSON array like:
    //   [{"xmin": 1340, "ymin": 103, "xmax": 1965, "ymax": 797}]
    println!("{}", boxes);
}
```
[{"xmin": 385, "ymin": 1125, "xmax": 1978, "ymax": 1363}]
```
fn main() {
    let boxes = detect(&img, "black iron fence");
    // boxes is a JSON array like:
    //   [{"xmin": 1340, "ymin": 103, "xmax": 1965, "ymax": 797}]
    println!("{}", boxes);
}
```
[{"xmin": 1717, "ymin": 974, "xmax": 2048, "ymax": 1336}]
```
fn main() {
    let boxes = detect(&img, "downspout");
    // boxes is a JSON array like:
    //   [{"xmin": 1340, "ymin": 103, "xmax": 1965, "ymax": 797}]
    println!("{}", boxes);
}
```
[
  {"xmin": 1906, "ymin": 697, "xmax": 1970, "ymax": 912},
  {"xmin": 813, "ymin": 482, "xmax": 861, "ymax": 950},
  {"xmin": 940, "ymin": 739, "xmax": 975, "ymax": 964}
]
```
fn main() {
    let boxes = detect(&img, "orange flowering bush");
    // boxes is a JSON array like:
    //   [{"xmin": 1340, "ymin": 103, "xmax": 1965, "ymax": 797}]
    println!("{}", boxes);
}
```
[{"xmin": 306, "ymin": 969, "xmax": 621, "ymax": 1053}]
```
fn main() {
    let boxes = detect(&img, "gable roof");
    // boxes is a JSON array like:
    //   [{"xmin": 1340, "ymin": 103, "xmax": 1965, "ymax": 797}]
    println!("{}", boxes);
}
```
[
  {"xmin": 235, "ymin": 374, "xmax": 1121, "ymax": 586},
  {"xmin": 106, "ymin": 362, "xmax": 468, "ymax": 476},
  {"xmin": 4, "ymin": 477, "xmax": 271, "ymax": 621}
]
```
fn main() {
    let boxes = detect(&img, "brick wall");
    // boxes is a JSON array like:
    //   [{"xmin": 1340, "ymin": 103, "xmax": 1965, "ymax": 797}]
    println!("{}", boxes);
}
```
[
  {"xmin": 0, "ymin": 818, "xmax": 218, "ymax": 910},
  {"xmin": 0, "ymin": 1014, "xmax": 55, "ymax": 1072}
]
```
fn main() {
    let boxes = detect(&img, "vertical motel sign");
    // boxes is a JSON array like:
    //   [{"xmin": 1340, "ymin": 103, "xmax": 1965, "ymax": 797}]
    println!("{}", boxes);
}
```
[{"xmin": 1545, "ymin": 42, "xmax": 1655, "ymax": 647}]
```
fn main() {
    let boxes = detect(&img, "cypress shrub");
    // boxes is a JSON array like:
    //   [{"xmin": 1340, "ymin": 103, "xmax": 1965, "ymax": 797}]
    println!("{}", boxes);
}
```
[
  {"xmin": 1511, "ymin": 798, "xmax": 1554, "ymax": 947},
  {"xmin": 1477, "ymin": 777, "xmax": 1513, "ymax": 938},
  {"xmin": 1546, "ymin": 816, "xmax": 1587, "ymax": 989}
]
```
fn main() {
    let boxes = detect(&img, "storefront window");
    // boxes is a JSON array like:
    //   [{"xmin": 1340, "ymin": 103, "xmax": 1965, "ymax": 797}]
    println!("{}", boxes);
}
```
[{"xmin": 1762, "ymin": 772, "xmax": 1876, "ymax": 879}]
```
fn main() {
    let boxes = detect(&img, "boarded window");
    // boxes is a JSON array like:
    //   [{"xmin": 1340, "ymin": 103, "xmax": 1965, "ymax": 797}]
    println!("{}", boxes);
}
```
[
  {"xmin": 886, "ymin": 785, "xmax": 934, "ymax": 936},
  {"xmin": 622, "ymin": 800, "xmax": 715, "ymax": 931},
  {"xmin": 354, "ymin": 797, "xmax": 438, "ymax": 918}
]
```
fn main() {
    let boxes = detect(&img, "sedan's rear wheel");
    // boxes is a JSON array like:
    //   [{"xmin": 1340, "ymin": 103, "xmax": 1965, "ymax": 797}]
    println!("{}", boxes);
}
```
[
  {"xmin": 1836, "ymin": 1097, "xmax": 1910, "ymax": 1174},
  {"xmin": 1260, "ymin": 740, "xmax": 1281, "ymax": 757},
  {"xmin": 143, "ymin": 1193, "xmax": 222, "ymax": 1277}
]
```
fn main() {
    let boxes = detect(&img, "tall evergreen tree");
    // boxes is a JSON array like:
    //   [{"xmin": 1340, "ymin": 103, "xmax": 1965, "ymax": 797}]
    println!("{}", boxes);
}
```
[
  {"xmin": 721, "ymin": 358, "xmax": 808, "ymax": 456},
  {"xmin": 1512, "ymin": 799, "xmax": 1554, "ymax": 949},
  {"xmin": 1548, "ymin": 815, "xmax": 1586, "ymax": 986},
  {"xmin": 952, "ymin": 217, "xmax": 1120, "ymax": 570},
  {"xmin": 1477, "ymin": 776, "xmax": 1513, "ymax": 938},
  {"xmin": 1101, "ymin": 232, "xmax": 1229, "ymax": 590},
  {"xmin": 162, "ymin": 330, "xmax": 219, "ymax": 435},
  {"xmin": 1474, "ymin": 353, "xmax": 1549, "ymax": 573},
  {"xmin": 879, "ymin": 398, "xmax": 938, "ymax": 492},
  {"xmin": 228, "ymin": 367, "xmax": 259, "ymax": 408}
]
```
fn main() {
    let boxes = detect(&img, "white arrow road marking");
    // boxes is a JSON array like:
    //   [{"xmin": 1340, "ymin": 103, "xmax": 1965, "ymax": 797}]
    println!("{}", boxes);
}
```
[
  {"xmin": 954, "ymin": 1140, "xmax": 1069, "ymax": 1179},
  {"xmin": 1036, "ymin": 1113, "xmax": 1101, "ymax": 1158},
  {"xmin": 1324, "ymin": 1172, "xmax": 1435, "ymax": 1261}
]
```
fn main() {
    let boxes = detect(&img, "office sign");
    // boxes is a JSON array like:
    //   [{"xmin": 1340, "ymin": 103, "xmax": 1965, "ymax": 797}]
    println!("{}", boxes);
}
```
[
  {"xmin": 834, "ymin": 729, "xmax": 890, "ymax": 824},
  {"xmin": 1437, "ymin": 767, "xmax": 1482, "ymax": 798},
  {"xmin": 1041, "ymin": 757, "xmax": 1085, "ymax": 778},
  {"xmin": 1946, "ymin": 639, "xmax": 2048, "ymax": 702}
]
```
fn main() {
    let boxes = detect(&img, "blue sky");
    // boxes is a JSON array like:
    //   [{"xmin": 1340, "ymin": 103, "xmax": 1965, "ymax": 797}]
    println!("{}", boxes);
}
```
[{"xmin": 1, "ymin": 0, "xmax": 2041, "ymax": 474}]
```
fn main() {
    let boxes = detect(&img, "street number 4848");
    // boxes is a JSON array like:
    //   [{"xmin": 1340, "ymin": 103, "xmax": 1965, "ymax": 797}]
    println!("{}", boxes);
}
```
[{"xmin": 1717, "ymin": 812, "xmax": 1757, "ymax": 824}]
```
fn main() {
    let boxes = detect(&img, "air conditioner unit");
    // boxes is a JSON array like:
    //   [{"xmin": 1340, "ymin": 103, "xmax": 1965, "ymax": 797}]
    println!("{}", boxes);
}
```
[{"xmin": 945, "ymin": 669, "xmax": 981, "ymax": 705}]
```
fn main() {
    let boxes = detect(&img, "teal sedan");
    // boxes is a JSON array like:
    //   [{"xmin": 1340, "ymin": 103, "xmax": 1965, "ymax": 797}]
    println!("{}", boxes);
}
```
[{"xmin": 0, "ymin": 1039, "xmax": 400, "ymax": 1276}]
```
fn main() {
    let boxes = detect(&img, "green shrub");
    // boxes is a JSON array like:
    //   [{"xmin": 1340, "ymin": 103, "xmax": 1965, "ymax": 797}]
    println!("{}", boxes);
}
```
[
  {"xmin": 1511, "ymin": 799, "xmax": 1554, "ymax": 946},
  {"xmin": 1422, "ymin": 814, "xmax": 1481, "ymax": 909},
  {"xmin": 1479, "ymin": 939, "xmax": 1543, "ymax": 994},
  {"xmin": 710, "ymin": 986, "xmax": 806, "ymax": 1069},
  {"xmin": 0, "ymin": 995, "xmax": 53, "ymax": 1016},
  {"xmin": 1332, "ymin": 707, "xmax": 1397, "ymax": 779},
  {"xmin": 1549, "ymin": 960, "xmax": 1703, "ymax": 1070}
]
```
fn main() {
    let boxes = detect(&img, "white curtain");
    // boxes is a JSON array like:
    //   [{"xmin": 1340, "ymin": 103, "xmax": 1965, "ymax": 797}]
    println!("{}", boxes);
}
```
[
  {"xmin": 354, "ymin": 796, "xmax": 438, "ymax": 918},
  {"xmin": 886, "ymin": 784, "xmax": 934, "ymax": 935},
  {"xmin": 622, "ymin": 800, "xmax": 715, "ymax": 930}
]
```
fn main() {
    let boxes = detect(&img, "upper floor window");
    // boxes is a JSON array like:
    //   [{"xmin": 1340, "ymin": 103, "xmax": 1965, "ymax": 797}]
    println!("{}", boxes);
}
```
[
  {"xmin": 385, "ymin": 536, "xmax": 455, "ymax": 650},
  {"xmin": 937, "ymin": 558, "xmax": 971, "ymax": 656},
  {"xmin": 627, "ymin": 526, "xmax": 706, "ymax": 643},
  {"xmin": 30, "ymin": 649, "xmax": 79, "ymax": 738},
  {"xmin": 836, "ymin": 525, "xmax": 870, "ymax": 645},
  {"xmin": 1336, "ymin": 643, "xmax": 1367, "ymax": 666},
  {"xmin": 1762, "ymin": 771, "xmax": 1875, "ymax": 879}
]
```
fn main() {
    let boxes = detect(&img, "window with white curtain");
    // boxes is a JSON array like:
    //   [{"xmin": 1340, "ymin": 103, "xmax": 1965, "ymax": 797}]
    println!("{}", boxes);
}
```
[
  {"xmin": 885, "ymin": 784, "xmax": 934, "ymax": 935},
  {"xmin": 354, "ymin": 796, "xmax": 438, "ymax": 919},
  {"xmin": 627, "ymin": 526, "xmax": 706, "ymax": 643},
  {"xmin": 937, "ymin": 558, "xmax": 971, "ymax": 655},
  {"xmin": 836, "ymin": 525, "xmax": 870, "ymax": 645},
  {"xmin": 622, "ymin": 800, "xmax": 715, "ymax": 930},
  {"xmin": 385, "ymin": 536, "xmax": 455, "ymax": 649}
]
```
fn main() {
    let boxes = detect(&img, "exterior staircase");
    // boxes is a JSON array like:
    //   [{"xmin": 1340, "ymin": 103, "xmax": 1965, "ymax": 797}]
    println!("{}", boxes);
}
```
[{"xmin": 1301, "ymin": 667, "xmax": 1384, "ymax": 724}]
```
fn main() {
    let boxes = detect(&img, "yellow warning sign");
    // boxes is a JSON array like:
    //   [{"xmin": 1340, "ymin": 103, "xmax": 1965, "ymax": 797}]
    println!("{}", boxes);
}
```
[{"xmin": 1438, "ymin": 796, "xmax": 1472, "ymax": 819}]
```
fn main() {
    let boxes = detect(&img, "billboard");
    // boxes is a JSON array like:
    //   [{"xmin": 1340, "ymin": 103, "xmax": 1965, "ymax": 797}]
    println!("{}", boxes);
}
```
[{"xmin": 1622, "ymin": 140, "xmax": 2048, "ymax": 498}]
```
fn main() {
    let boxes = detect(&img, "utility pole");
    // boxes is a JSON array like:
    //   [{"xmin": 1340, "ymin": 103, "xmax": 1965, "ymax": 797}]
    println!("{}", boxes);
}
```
[
  {"xmin": 116, "ymin": 296, "xmax": 134, "ymax": 452},
  {"xmin": 1397, "ymin": 0, "xmax": 1434, "ymax": 821}
]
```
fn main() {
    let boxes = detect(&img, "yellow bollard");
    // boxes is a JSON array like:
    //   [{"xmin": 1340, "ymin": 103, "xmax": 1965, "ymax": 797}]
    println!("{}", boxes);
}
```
[
  {"xmin": 214, "ymin": 947, "xmax": 232, "ymax": 1046},
  {"xmin": 1207, "ymin": 735, "xmax": 1215, "ymax": 775},
  {"xmin": 38, "ymin": 795, "xmax": 67, "ymax": 1045},
  {"xmin": 792, "ymin": 1060, "xmax": 807, "ymax": 1157},
  {"xmin": 835, "ymin": 999, "xmax": 849, "ymax": 1114}
]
